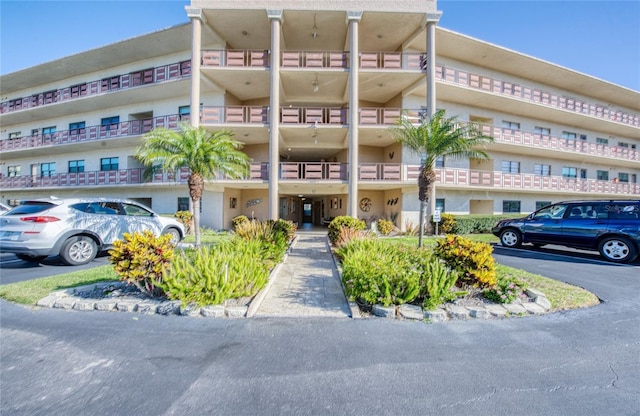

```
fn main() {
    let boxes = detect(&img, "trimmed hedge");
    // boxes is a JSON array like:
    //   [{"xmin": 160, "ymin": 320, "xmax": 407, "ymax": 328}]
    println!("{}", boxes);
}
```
[{"xmin": 430, "ymin": 214, "xmax": 526, "ymax": 234}]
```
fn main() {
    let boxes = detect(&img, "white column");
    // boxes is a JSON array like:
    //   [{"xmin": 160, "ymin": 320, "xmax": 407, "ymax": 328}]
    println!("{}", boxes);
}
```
[
  {"xmin": 186, "ymin": 8, "xmax": 205, "ymax": 128},
  {"xmin": 425, "ymin": 12, "xmax": 441, "ymax": 224},
  {"xmin": 347, "ymin": 11, "xmax": 362, "ymax": 218},
  {"xmin": 267, "ymin": 10, "xmax": 283, "ymax": 221}
]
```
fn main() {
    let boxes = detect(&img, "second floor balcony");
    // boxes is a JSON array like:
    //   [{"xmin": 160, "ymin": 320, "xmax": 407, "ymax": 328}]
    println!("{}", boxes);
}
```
[{"xmin": 2, "ymin": 164, "xmax": 637, "ymax": 196}]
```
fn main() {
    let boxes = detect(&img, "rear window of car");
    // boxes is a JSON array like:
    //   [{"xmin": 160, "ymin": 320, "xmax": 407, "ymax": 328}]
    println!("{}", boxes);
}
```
[
  {"xmin": 607, "ymin": 203, "xmax": 639, "ymax": 220},
  {"xmin": 6, "ymin": 201, "xmax": 57, "ymax": 215}
]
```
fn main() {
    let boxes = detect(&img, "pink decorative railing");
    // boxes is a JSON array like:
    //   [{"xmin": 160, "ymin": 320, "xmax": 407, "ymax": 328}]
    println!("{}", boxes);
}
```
[
  {"xmin": 281, "ymin": 51, "xmax": 348, "ymax": 68},
  {"xmin": 279, "ymin": 162, "xmax": 347, "ymax": 180},
  {"xmin": 429, "ymin": 167, "xmax": 639, "ymax": 195},
  {"xmin": 201, "ymin": 50, "xmax": 269, "ymax": 68},
  {"xmin": 1, "ymin": 61, "xmax": 191, "ymax": 114},
  {"xmin": 437, "ymin": 65, "xmax": 639, "ymax": 128},
  {"xmin": 280, "ymin": 107, "xmax": 348, "ymax": 125},
  {"xmin": 482, "ymin": 125, "xmax": 639, "ymax": 161},
  {"xmin": 201, "ymin": 106, "xmax": 268, "ymax": 124},
  {"xmin": 359, "ymin": 52, "xmax": 424, "ymax": 70},
  {"xmin": 0, "ymin": 115, "xmax": 185, "ymax": 152},
  {"xmin": 1, "ymin": 163, "xmax": 637, "ymax": 195}
]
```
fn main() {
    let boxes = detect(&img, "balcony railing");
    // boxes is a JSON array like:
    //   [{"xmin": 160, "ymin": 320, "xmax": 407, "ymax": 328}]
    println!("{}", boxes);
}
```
[
  {"xmin": 280, "ymin": 162, "xmax": 347, "ymax": 180},
  {"xmin": 359, "ymin": 52, "xmax": 424, "ymax": 70},
  {"xmin": 280, "ymin": 107, "xmax": 347, "ymax": 125},
  {"xmin": 201, "ymin": 106, "xmax": 268, "ymax": 124},
  {"xmin": 0, "ymin": 60, "xmax": 191, "ymax": 115},
  {"xmin": 3, "ymin": 164, "xmax": 636, "ymax": 196},
  {"xmin": 0, "ymin": 115, "xmax": 185, "ymax": 152},
  {"xmin": 201, "ymin": 50, "xmax": 269, "ymax": 68},
  {"xmin": 281, "ymin": 51, "xmax": 348, "ymax": 69},
  {"xmin": 482, "ymin": 125, "xmax": 639, "ymax": 161},
  {"xmin": 437, "ymin": 65, "xmax": 639, "ymax": 128}
]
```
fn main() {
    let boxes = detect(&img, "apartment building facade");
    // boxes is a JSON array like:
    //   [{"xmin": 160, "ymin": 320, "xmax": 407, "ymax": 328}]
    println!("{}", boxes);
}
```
[{"xmin": 1, "ymin": 0, "xmax": 638, "ymax": 231}]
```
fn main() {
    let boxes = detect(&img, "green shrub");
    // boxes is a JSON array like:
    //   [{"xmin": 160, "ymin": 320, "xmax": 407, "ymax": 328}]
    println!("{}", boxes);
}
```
[
  {"xmin": 421, "ymin": 257, "xmax": 460, "ymax": 310},
  {"xmin": 108, "ymin": 230, "xmax": 174, "ymax": 297},
  {"xmin": 272, "ymin": 218, "xmax": 297, "ymax": 244},
  {"xmin": 234, "ymin": 220, "xmax": 288, "ymax": 267},
  {"xmin": 376, "ymin": 219, "xmax": 394, "ymax": 236},
  {"xmin": 431, "ymin": 213, "xmax": 455, "ymax": 234},
  {"xmin": 158, "ymin": 239, "xmax": 271, "ymax": 306},
  {"xmin": 339, "ymin": 239, "xmax": 420, "ymax": 306},
  {"xmin": 433, "ymin": 234, "xmax": 497, "ymax": 287},
  {"xmin": 328, "ymin": 216, "xmax": 366, "ymax": 246},
  {"xmin": 175, "ymin": 210, "xmax": 194, "ymax": 234},
  {"xmin": 231, "ymin": 215, "xmax": 249, "ymax": 230},
  {"xmin": 484, "ymin": 275, "xmax": 528, "ymax": 304},
  {"xmin": 450, "ymin": 214, "xmax": 522, "ymax": 234}
]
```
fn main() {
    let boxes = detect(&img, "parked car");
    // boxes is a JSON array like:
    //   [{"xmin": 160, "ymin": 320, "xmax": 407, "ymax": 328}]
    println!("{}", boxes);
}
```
[
  {"xmin": 492, "ymin": 200, "xmax": 640, "ymax": 263},
  {"xmin": 0, "ymin": 202, "xmax": 10, "ymax": 215},
  {"xmin": 0, "ymin": 197, "xmax": 185, "ymax": 265}
]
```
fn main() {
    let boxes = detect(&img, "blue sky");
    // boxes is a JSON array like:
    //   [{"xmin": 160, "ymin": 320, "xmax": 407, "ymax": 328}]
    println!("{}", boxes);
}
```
[{"xmin": 1, "ymin": 0, "xmax": 639, "ymax": 90}]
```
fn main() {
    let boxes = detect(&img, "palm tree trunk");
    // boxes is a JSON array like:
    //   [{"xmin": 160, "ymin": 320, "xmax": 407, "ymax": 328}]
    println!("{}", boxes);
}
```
[{"xmin": 188, "ymin": 173, "xmax": 204, "ymax": 247}]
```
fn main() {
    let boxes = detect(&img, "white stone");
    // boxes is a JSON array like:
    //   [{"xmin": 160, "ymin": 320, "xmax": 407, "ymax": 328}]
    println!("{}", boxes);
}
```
[
  {"xmin": 116, "ymin": 300, "xmax": 138, "ymax": 312},
  {"xmin": 398, "ymin": 304, "xmax": 423, "ymax": 320},
  {"xmin": 485, "ymin": 304, "xmax": 508, "ymax": 317},
  {"xmin": 445, "ymin": 305, "xmax": 469, "ymax": 320},
  {"xmin": 424, "ymin": 309, "xmax": 448, "ymax": 322},
  {"xmin": 534, "ymin": 296, "xmax": 552, "ymax": 311},
  {"xmin": 94, "ymin": 300, "xmax": 117, "ymax": 311},
  {"xmin": 201, "ymin": 305, "xmax": 225, "ymax": 318},
  {"xmin": 526, "ymin": 287, "xmax": 546, "ymax": 299},
  {"xmin": 372, "ymin": 304, "xmax": 396, "ymax": 318},
  {"xmin": 504, "ymin": 303, "xmax": 527, "ymax": 315},
  {"xmin": 73, "ymin": 300, "xmax": 96, "ymax": 311},
  {"xmin": 36, "ymin": 295, "xmax": 58, "ymax": 308},
  {"xmin": 53, "ymin": 297, "xmax": 76, "ymax": 310},
  {"xmin": 226, "ymin": 306, "xmax": 248, "ymax": 318},
  {"xmin": 522, "ymin": 302, "xmax": 546, "ymax": 314},
  {"xmin": 467, "ymin": 307, "xmax": 490, "ymax": 319}
]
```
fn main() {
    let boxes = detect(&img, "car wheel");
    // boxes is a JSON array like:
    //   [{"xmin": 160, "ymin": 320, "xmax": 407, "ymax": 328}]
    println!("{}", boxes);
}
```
[
  {"xmin": 60, "ymin": 236, "xmax": 98, "ymax": 266},
  {"xmin": 15, "ymin": 254, "xmax": 48, "ymax": 263},
  {"xmin": 500, "ymin": 229, "xmax": 522, "ymax": 248},
  {"xmin": 162, "ymin": 228, "xmax": 182, "ymax": 245},
  {"xmin": 598, "ymin": 236, "xmax": 638, "ymax": 263}
]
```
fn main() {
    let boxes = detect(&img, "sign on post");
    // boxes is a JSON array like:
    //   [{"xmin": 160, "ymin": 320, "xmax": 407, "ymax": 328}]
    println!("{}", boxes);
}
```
[{"xmin": 433, "ymin": 209, "xmax": 441, "ymax": 235}]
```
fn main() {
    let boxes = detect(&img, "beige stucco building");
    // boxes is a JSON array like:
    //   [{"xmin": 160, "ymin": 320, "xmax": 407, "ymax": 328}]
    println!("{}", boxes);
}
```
[{"xmin": 1, "ymin": 0, "xmax": 638, "ymax": 230}]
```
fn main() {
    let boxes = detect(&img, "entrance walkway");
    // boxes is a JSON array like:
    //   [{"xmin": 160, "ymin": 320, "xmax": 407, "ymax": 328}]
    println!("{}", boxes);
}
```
[{"xmin": 253, "ymin": 230, "xmax": 351, "ymax": 318}]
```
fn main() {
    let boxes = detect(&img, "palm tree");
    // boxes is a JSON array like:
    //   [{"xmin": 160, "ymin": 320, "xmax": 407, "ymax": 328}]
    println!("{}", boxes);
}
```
[
  {"xmin": 137, "ymin": 124, "xmax": 250, "ymax": 246},
  {"xmin": 392, "ymin": 109, "xmax": 494, "ymax": 247}
]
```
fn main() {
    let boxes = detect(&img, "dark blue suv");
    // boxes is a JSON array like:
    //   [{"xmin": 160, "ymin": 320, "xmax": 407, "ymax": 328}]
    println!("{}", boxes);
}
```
[{"xmin": 492, "ymin": 200, "xmax": 640, "ymax": 263}]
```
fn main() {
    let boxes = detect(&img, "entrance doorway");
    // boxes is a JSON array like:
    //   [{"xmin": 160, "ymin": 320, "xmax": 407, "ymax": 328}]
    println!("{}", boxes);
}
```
[{"xmin": 302, "ymin": 201, "xmax": 313, "ymax": 223}]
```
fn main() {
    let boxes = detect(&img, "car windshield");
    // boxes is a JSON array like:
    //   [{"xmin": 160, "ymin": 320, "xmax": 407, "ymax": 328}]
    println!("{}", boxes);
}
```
[{"xmin": 5, "ymin": 201, "xmax": 57, "ymax": 215}]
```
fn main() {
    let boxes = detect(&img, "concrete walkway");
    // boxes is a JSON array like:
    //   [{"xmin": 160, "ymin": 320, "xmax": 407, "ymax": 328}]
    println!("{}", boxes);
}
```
[{"xmin": 253, "ymin": 230, "xmax": 351, "ymax": 318}]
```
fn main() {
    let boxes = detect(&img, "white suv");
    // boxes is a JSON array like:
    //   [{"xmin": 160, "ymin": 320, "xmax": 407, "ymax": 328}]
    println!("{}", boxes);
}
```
[{"xmin": 0, "ymin": 197, "xmax": 185, "ymax": 265}]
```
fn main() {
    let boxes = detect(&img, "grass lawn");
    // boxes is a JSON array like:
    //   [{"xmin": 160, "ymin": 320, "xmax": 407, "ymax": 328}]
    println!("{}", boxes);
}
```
[{"xmin": 0, "ymin": 233, "xmax": 599, "ymax": 311}]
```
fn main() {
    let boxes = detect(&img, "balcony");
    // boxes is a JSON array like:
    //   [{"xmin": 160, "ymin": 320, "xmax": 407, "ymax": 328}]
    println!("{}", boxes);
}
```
[
  {"xmin": 2, "ymin": 163, "xmax": 636, "ymax": 196},
  {"xmin": 481, "ymin": 125, "xmax": 639, "ymax": 163},
  {"xmin": 0, "ymin": 61, "xmax": 191, "ymax": 115},
  {"xmin": 437, "ymin": 65, "xmax": 639, "ymax": 128},
  {"xmin": 202, "ymin": 50, "xmax": 269, "ymax": 68},
  {"xmin": 0, "ymin": 115, "xmax": 184, "ymax": 153},
  {"xmin": 201, "ymin": 106, "xmax": 268, "ymax": 125},
  {"xmin": 280, "ymin": 107, "xmax": 347, "ymax": 125},
  {"xmin": 359, "ymin": 52, "xmax": 424, "ymax": 70}
]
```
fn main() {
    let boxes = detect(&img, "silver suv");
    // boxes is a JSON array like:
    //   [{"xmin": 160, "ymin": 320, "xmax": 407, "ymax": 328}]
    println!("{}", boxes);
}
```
[{"xmin": 0, "ymin": 197, "xmax": 185, "ymax": 265}]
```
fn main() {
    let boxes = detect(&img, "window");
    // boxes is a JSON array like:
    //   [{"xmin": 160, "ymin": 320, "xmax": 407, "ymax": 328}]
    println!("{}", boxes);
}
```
[
  {"xmin": 8, "ymin": 132, "xmax": 21, "ymax": 139},
  {"xmin": 580, "ymin": 169, "xmax": 587, "ymax": 179},
  {"xmin": 178, "ymin": 197, "xmax": 190, "ymax": 212},
  {"xmin": 597, "ymin": 170, "xmax": 609, "ymax": 181},
  {"xmin": 618, "ymin": 142, "xmax": 629, "ymax": 148},
  {"xmin": 435, "ymin": 156, "xmax": 444, "ymax": 168},
  {"xmin": 535, "ymin": 201, "xmax": 552, "ymax": 210},
  {"xmin": 562, "ymin": 131, "xmax": 577, "ymax": 140},
  {"xmin": 68, "ymin": 160, "xmax": 85, "ymax": 173},
  {"xmin": 178, "ymin": 105, "xmax": 190, "ymax": 119},
  {"xmin": 31, "ymin": 129, "xmax": 39, "ymax": 136},
  {"xmin": 101, "ymin": 116, "xmax": 120, "ymax": 131},
  {"xmin": 7, "ymin": 165, "xmax": 20, "ymax": 177},
  {"xmin": 534, "ymin": 126, "xmax": 550, "ymax": 135},
  {"xmin": 596, "ymin": 137, "xmax": 608, "ymax": 145},
  {"xmin": 534, "ymin": 164, "xmax": 551, "ymax": 176},
  {"xmin": 579, "ymin": 134, "xmax": 587, "ymax": 141},
  {"xmin": 501, "ymin": 161, "xmax": 520, "ymax": 174},
  {"xmin": 42, "ymin": 126, "xmax": 56, "ymax": 135},
  {"xmin": 69, "ymin": 121, "xmax": 86, "ymax": 134},
  {"xmin": 632, "ymin": 174, "xmax": 637, "ymax": 184},
  {"xmin": 435, "ymin": 198, "xmax": 445, "ymax": 213},
  {"xmin": 618, "ymin": 173, "xmax": 629, "ymax": 183},
  {"xmin": 41, "ymin": 162, "xmax": 56, "ymax": 177},
  {"xmin": 100, "ymin": 157, "xmax": 119, "ymax": 171},
  {"xmin": 131, "ymin": 68, "xmax": 154, "ymax": 86},
  {"xmin": 501, "ymin": 120, "xmax": 520, "ymax": 130},
  {"xmin": 180, "ymin": 60, "xmax": 191, "ymax": 75},
  {"xmin": 122, "ymin": 203, "xmax": 153, "ymax": 217},
  {"xmin": 562, "ymin": 166, "xmax": 577, "ymax": 178},
  {"xmin": 503, "ymin": 200, "xmax": 521, "ymax": 213}
]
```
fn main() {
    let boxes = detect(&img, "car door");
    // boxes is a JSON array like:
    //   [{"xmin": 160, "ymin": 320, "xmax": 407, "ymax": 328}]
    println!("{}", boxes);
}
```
[
  {"xmin": 119, "ymin": 202, "xmax": 164, "ymax": 237},
  {"xmin": 560, "ymin": 202, "xmax": 608, "ymax": 249},
  {"xmin": 521, "ymin": 203, "xmax": 568, "ymax": 245}
]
